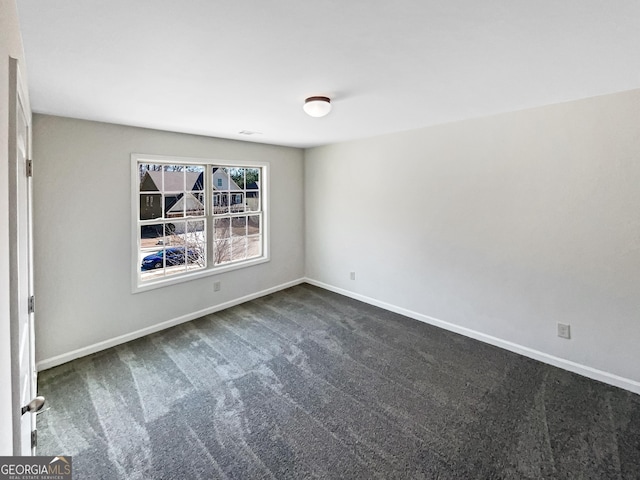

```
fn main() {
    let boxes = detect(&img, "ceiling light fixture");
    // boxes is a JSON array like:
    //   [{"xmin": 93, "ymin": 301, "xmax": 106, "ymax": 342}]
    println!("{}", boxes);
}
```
[{"xmin": 303, "ymin": 96, "xmax": 332, "ymax": 117}]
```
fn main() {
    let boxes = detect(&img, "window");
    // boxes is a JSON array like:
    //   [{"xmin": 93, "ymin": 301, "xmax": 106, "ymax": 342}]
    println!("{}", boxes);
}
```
[{"xmin": 132, "ymin": 154, "xmax": 268, "ymax": 292}]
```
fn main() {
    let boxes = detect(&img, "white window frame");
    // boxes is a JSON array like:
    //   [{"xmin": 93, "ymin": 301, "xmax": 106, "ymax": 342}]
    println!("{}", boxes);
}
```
[{"xmin": 131, "ymin": 153, "xmax": 270, "ymax": 293}]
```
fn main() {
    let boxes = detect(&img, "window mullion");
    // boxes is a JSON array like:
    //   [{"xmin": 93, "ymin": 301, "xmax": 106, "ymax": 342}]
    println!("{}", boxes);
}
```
[{"xmin": 205, "ymin": 164, "xmax": 214, "ymax": 268}]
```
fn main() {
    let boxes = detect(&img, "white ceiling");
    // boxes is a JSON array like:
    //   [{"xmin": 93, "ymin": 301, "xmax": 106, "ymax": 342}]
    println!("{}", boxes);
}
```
[{"xmin": 16, "ymin": 0, "xmax": 640, "ymax": 148}]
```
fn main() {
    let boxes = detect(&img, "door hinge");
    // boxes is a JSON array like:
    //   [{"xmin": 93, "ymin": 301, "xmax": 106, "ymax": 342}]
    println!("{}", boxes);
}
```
[
  {"xmin": 31, "ymin": 430, "xmax": 37, "ymax": 449},
  {"xmin": 28, "ymin": 295, "xmax": 35, "ymax": 314},
  {"xmin": 26, "ymin": 159, "xmax": 33, "ymax": 177}
]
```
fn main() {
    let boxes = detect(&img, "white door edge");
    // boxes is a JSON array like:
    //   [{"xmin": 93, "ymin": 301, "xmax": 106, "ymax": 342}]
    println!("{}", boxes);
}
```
[{"xmin": 8, "ymin": 56, "xmax": 36, "ymax": 456}]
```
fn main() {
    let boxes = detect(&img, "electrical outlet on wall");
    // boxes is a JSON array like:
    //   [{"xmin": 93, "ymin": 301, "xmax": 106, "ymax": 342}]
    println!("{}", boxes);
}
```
[
  {"xmin": 350, "ymin": 272, "xmax": 356, "ymax": 280},
  {"xmin": 557, "ymin": 323, "xmax": 571, "ymax": 339},
  {"xmin": 213, "ymin": 281, "xmax": 221, "ymax": 292}
]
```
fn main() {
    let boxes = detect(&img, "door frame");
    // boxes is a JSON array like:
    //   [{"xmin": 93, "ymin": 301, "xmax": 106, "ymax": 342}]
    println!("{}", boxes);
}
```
[{"xmin": 8, "ymin": 56, "xmax": 36, "ymax": 455}]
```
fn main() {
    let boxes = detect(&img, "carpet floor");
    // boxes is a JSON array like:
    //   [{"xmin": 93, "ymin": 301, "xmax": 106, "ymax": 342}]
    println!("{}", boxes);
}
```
[{"xmin": 37, "ymin": 284, "xmax": 640, "ymax": 479}]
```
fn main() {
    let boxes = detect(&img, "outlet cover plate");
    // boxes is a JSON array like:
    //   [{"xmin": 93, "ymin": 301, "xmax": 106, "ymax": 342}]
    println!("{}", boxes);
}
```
[{"xmin": 557, "ymin": 323, "xmax": 571, "ymax": 339}]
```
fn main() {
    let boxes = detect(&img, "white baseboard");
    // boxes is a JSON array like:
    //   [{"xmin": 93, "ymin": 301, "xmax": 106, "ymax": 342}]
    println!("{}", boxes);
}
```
[
  {"xmin": 304, "ymin": 278, "xmax": 640, "ymax": 396},
  {"xmin": 37, "ymin": 276, "xmax": 640, "ymax": 396},
  {"xmin": 36, "ymin": 278, "xmax": 306, "ymax": 371}
]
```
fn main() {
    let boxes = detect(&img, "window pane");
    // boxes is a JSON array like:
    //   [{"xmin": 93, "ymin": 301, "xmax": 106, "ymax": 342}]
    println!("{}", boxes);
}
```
[
  {"xmin": 214, "ymin": 217, "xmax": 231, "ymax": 239},
  {"xmin": 140, "ymin": 250, "xmax": 165, "ymax": 281},
  {"xmin": 213, "ymin": 167, "xmax": 230, "ymax": 189},
  {"xmin": 139, "ymin": 164, "xmax": 162, "ymax": 191},
  {"xmin": 213, "ymin": 167, "xmax": 230, "ymax": 214},
  {"xmin": 231, "ymin": 216, "xmax": 247, "ymax": 237},
  {"xmin": 214, "ymin": 239, "xmax": 231, "ymax": 265},
  {"xmin": 165, "ymin": 221, "xmax": 183, "ymax": 251},
  {"xmin": 165, "ymin": 246, "xmax": 187, "ymax": 275},
  {"xmin": 140, "ymin": 224, "xmax": 164, "ymax": 249},
  {"xmin": 247, "ymin": 189, "xmax": 259, "ymax": 212},
  {"xmin": 140, "ymin": 193, "xmax": 161, "ymax": 220},
  {"xmin": 186, "ymin": 165, "xmax": 205, "ymax": 191},
  {"xmin": 231, "ymin": 237, "xmax": 247, "ymax": 262},
  {"xmin": 247, "ymin": 215, "xmax": 260, "ymax": 235},
  {"xmin": 163, "ymin": 221, "xmax": 187, "ymax": 276},
  {"xmin": 246, "ymin": 168, "xmax": 260, "ymax": 214},
  {"xmin": 187, "ymin": 192, "xmax": 204, "ymax": 217},
  {"xmin": 213, "ymin": 193, "xmax": 230, "ymax": 215},
  {"xmin": 140, "ymin": 224, "xmax": 166, "ymax": 281},
  {"xmin": 185, "ymin": 220, "xmax": 206, "ymax": 270},
  {"xmin": 166, "ymin": 194, "xmax": 184, "ymax": 218},
  {"xmin": 247, "ymin": 234, "xmax": 262, "ymax": 259},
  {"xmin": 246, "ymin": 215, "xmax": 261, "ymax": 260},
  {"xmin": 246, "ymin": 168, "xmax": 260, "ymax": 189},
  {"xmin": 229, "ymin": 167, "xmax": 245, "ymax": 189},
  {"xmin": 231, "ymin": 192, "xmax": 245, "ymax": 213},
  {"xmin": 164, "ymin": 164, "xmax": 184, "ymax": 173},
  {"xmin": 162, "ymin": 165, "xmax": 184, "ymax": 193},
  {"xmin": 165, "ymin": 221, "xmax": 178, "ymax": 237}
]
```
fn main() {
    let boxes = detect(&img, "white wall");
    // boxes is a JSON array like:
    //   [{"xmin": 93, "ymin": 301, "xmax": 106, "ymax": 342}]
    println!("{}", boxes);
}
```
[
  {"xmin": 33, "ymin": 115, "xmax": 305, "ymax": 365},
  {"xmin": 0, "ymin": 0, "xmax": 31, "ymax": 455},
  {"xmin": 27, "ymin": 89, "xmax": 640, "ymax": 394},
  {"xmin": 305, "ymin": 89, "xmax": 640, "ymax": 393}
]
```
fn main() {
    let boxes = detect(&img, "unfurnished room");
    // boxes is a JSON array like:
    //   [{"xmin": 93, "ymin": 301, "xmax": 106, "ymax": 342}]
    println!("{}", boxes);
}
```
[{"xmin": 1, "ymin": 1, "xmax": 639, "ymax": 479}]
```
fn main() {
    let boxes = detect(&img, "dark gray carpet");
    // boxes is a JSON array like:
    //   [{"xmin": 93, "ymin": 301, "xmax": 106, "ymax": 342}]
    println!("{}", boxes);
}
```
[{"xmin": 37, "ymin": 284, "xmax": 640, "ymax": 479}]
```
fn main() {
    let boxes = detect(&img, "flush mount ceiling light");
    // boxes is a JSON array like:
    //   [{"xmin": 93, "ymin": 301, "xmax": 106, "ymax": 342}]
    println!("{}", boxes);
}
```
[{"xmin": 303, "ymin": 96, "xmax": 332, "ymax": 117}]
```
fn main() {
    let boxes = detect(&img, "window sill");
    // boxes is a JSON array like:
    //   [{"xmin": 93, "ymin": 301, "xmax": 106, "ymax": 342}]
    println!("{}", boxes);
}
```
[{"xmin": 132, "ymin": 256, "xmax": 270, "ymax": 294}]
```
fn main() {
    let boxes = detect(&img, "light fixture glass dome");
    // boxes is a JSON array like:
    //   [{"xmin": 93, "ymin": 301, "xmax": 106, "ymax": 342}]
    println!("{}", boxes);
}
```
[{"xmin": 303, "ymin": 96, "xmax": 332, "ymax": 117}]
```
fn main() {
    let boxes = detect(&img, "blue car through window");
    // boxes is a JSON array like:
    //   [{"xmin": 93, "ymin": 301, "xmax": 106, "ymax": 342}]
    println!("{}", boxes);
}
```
[{"xmin": 141, "ymin": 247, "xmax": 200, "ymax": 270}]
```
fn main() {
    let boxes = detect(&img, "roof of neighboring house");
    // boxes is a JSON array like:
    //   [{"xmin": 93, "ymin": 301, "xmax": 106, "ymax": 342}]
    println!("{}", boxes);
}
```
[
  {"xmin": 141, "ymin": 171, "xmax": 204, "ymax": 192},
  {"xmin": 167, "ymin": 192, "xmax": 204, "ymax": 215},
  {"xmin": 212, "ymin": 168, "xmax": 241, "ymax": 191}
]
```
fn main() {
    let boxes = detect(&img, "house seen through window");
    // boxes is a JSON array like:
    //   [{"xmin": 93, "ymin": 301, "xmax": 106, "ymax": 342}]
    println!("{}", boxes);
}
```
[{"xmin": 134, "ymin": 155, "xmax": 267, "ymax": 290}]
